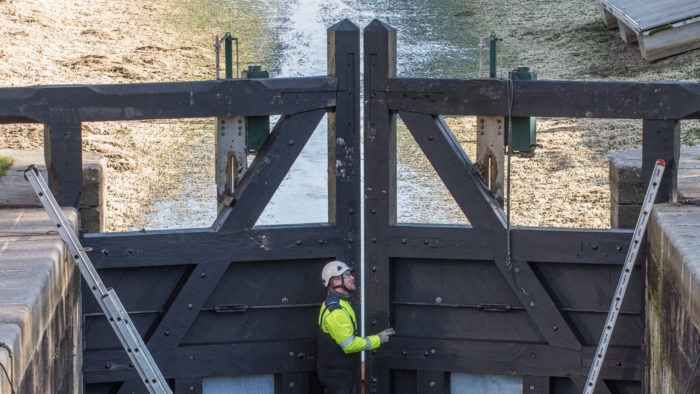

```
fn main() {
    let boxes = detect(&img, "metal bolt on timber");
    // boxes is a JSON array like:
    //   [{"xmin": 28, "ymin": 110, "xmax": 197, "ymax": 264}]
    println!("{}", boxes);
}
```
[
  {"xmin": 23, "ymin": 166, "xmax": 172, "ymax": 394},
  {"xmin": 584, "ymin": 159, "xmax": 666, "ymax": 394}
]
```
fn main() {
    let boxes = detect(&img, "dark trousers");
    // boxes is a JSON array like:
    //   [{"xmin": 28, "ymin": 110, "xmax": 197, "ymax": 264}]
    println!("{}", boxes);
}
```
[{"xmin": 317, "ymin": 368, "xmax": 357, "ymax": 394}]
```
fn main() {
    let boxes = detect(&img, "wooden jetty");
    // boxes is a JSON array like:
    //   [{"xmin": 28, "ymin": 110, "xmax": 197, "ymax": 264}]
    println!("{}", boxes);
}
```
[{"xmin": 598, "ymin": 0, "xmax": 700, "ymax": 60}]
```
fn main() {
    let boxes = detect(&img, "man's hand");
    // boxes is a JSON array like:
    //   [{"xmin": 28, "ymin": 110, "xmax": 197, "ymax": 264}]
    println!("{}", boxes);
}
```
[{"xmin": 377, "ymin": 327, "xmax": 396, "ymax": 344}]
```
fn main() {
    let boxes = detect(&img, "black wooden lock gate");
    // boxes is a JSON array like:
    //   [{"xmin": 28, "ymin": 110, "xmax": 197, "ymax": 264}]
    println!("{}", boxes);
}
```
[{"xmin": 1, "ymin": 18, "xmax": 697, "ymax": 394}]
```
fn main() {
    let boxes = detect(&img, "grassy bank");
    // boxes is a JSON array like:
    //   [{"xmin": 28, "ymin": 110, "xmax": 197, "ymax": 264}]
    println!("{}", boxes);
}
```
[{"xmin": 0, "ymin": 155, "xmax": 14, "ymax": 177}]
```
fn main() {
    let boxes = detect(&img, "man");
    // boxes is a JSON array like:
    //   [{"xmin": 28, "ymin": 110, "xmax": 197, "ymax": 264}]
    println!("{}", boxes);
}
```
[{"xmin": 317, "ymin": 260, "xmax": 395, "ymax": 394}]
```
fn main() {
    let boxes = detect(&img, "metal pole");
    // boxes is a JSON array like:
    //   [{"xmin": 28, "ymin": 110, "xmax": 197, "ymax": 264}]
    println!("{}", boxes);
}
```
[
  {"xmin": 479, "ymin": 37, "xmax": 484, "ymax": 78},
  {"xmin": 489, "ymin": 32, "xmax": 497, "ymax": 78},
  {"xmin": 225, "ymin": 33, "xmax": 233, "ymax": 79},
  {"xmin": 235, "ymin": 37, "xmax": 239, "ymax": 78},
  {"xmin": 214, "ymin": 35, "xmax": 220, "ymax": 80}
]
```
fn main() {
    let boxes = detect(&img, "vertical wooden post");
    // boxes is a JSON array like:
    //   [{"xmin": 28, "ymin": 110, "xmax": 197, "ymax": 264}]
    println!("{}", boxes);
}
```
[
  {"xmin": 619, "ymin": 23, "xmax": 638, "ymax": 44},
  {"xmin": 44, "ymin": 107, "xmax": 82, "ymax": 207},
  {"xmin": 363, "ymin": 18, "xmax": 396, "ymax": 394},
  {"xmin": 328, "ymin": 18, "xmax": 360, "ymax": 259},
  {"xmin": 597, "ymin": 4, "xmax": 618, "ymax": 29},
  {"xmin": 643, "ymin": 119, "xmax": 679, "ymax": 203},
  {"xmin": 215, "ymin": 116, "xmax": 247, "ymax": 212},
  {"xmin": 328, "ymin": 18, "xmax": 362, "ymax": 391}
]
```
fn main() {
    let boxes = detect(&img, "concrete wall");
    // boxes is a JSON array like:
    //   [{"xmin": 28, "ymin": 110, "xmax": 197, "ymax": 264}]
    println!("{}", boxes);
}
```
[
  {"xmin": 609, "ymin": 147, "xmax": 700, "ymax": 229},
  {"xmin": 0, "ymin": 209, "xmax": 82, "ymax": 394},
  {"xmin": 610, "ymin": 148, "xmax": 700, "ymax": 392},
  {"xmin": 0, "ymin": 149, "xmax": 107, "ymax": 233},
  {"xmin": 646, "ymin": 204, "xmax": 700, "ymax": 393}
]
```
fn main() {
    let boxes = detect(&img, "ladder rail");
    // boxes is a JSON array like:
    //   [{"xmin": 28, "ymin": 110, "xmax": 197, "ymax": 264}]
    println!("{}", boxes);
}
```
[
  {"xmin": 24, "ymin": 166, "xmax": 172, "ymax": 394},
  {"xmin": 583, "ymin": 159, "xmax": 666, "ymax": 394}
]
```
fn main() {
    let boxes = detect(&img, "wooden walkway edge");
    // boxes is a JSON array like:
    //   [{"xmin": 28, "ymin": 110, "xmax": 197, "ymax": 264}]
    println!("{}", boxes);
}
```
[{"xmin": 598, "ymin": 0, "xmax": 700, "ymax": 60}]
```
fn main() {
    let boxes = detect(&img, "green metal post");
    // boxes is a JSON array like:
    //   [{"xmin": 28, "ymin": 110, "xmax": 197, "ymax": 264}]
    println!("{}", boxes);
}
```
[
  {"xmin": 489, "ymin": 32, "xmax": 498, "ymax": 78},
  {"xmin": 225, "ymin": 34, "xmax": 233, "ymax": 79}
]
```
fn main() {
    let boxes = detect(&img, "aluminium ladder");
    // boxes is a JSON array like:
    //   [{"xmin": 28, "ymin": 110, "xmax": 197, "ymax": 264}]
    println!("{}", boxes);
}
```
[
  {"xmin": 24, "ymin": 166, "xmax": 172, "ymax": 394},
  {"xmin": 584, "ymin": 159, "xmax": 666, "ymax": 394}
]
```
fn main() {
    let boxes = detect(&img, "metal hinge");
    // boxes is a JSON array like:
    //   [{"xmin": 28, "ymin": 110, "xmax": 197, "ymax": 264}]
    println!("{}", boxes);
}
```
[{"xmin": 214, "ymin": 304, "xmax": 248, "ymax": 313}]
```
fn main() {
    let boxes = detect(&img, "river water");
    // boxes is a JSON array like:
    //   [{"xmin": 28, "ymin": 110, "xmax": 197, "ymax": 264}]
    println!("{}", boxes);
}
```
[{"xmin": 142, "ymin": 0, "xmax": 483, "ymax": 229}]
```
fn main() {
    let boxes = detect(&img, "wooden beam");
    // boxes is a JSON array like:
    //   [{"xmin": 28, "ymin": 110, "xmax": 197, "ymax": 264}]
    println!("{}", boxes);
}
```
[
  {"xmin": 372, "ymin": 339, "xmax": 641, "ymax": 380},
  {"xmin": 0, "ymin": 76, "xmax": 337, "ymax": 123},
  {"xmin": 511, "ymin": 227, "xmax": 633, "ymax": 264},
  {"xmin": 84, "ymin": 341, "xmax": 318, "ymax": 383},
  {"xmin": 328, "ymin": 19, "xmax": 362, "ymax": 267},
  {"xmin": 643, "ymin": 119, "xmax": 680, "ymax": 202},
  {"xmin": 387, "ymin": 79, "xmax": 700, "ymax": 119},
  {"xmin": 598, "ymin": 3, "xmax": 618, "ymax": 30},
  {"xmin": 619, "ymin": 22, "xmax": 638, "ymax": 44},
  {"xmin": 363, "ymin": 18, "xmax": 397, "ymax": 394},
  {"xmin": 44, "ymin": 112, "xmax": 82, "ymax": 207},
  {"xmin": 83, "ymin": 225, "xmax": 344, "ymax": 268}
]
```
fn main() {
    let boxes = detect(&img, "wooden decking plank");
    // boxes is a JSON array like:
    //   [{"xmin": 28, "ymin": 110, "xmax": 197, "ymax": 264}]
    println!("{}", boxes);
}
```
[{"xmin": 600, "ymin": 0, "xmax": 700, "ymax": 32}]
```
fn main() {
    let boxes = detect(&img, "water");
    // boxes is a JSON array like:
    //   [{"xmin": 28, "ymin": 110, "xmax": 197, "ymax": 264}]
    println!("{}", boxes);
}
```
[{"xmin": 141, "ymin": 0, "xmax": 482, "ymax": 230}]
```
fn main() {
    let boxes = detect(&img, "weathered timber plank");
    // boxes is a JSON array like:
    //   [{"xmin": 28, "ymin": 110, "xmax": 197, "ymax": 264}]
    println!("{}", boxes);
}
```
[
  {"xmin": 599, "ymin": 0, "xmax": 700, "ymax": 32},
  {"xmin": 328, "ymin": 19, "xmax": 362, "ymax": 268},
  {"xmin": 372, "ymin": 339, "xmax": 641, "ymax": 380},
  {"xmin": 643, "ymin": 119, "xmax": 680, "ymax": 202},
  {"xmin": 84, "ymin": 341, "xmax": 641, "ymax": 384},
  {"xmin": 83, "ymin": 225, "xmax": 344, "ymax": 268},
  {"xmin": 363, "ymin": 18, "xmax": 397, "ymax": 394},
  {"xmin": 511, "ymin": 227, "xmax": 633, "ymax": 264},
  {"xmin": 44, "ymin": 119, "xmax": 82, "ymax": 207},
  {"xmin": 383, "ymin": 225, "xmax": 503, "ymax": 261},
  {"xmin": 0, "ymin": 77, "xmax": 337, "ymax": 123},
  {"xmin": 84, "ymin": 341, "xmax": 318, "ymax": 383},
  {"xmin": 501, "ymin": 258, "xmax": 584, "ymax": 350},
  {"xmin": 382, "ymin": 225, "xmax": 636, "ymax": 264},
  {"xmin": 387, "ymin": 79, "xmax": 700, "ymax": 119}
]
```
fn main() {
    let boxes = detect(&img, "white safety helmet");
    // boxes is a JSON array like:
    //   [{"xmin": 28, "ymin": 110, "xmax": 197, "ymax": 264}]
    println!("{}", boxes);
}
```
[{"xmin": 321, "ymin": 260, "xmax": 352, "ymax": 287}]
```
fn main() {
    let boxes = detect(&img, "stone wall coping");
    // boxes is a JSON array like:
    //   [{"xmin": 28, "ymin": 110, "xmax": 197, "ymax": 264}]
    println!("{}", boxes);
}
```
[
  {"xmin": 0, "ymin": 149, "xmax": 107, "ymax": 208},
  {"xmin": 649, "ymin": 204, "xmax": 700, "ymax": 329},
  {"xmin": 610, "ymin": 146, "xmax": 700, "ymax": 201},
  {"xmin": 0, "ymin": 208, "xmax": 77, "ymax": 391}
]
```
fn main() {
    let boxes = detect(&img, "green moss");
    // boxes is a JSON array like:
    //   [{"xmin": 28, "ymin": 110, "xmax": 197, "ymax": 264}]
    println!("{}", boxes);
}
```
[
  {"xmin": 681, "ymin": 127, "xmax": 700, "ymax": 147},
  {"xmin": 0, "ymin": 155, "xmax": 15, "ymax": 177}
]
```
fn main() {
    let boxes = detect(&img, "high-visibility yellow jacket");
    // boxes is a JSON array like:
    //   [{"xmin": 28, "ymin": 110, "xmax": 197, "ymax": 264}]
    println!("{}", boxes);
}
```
[{"xmin": 318, "ymin": 290, "xmax": 380, "ymax": 354}]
